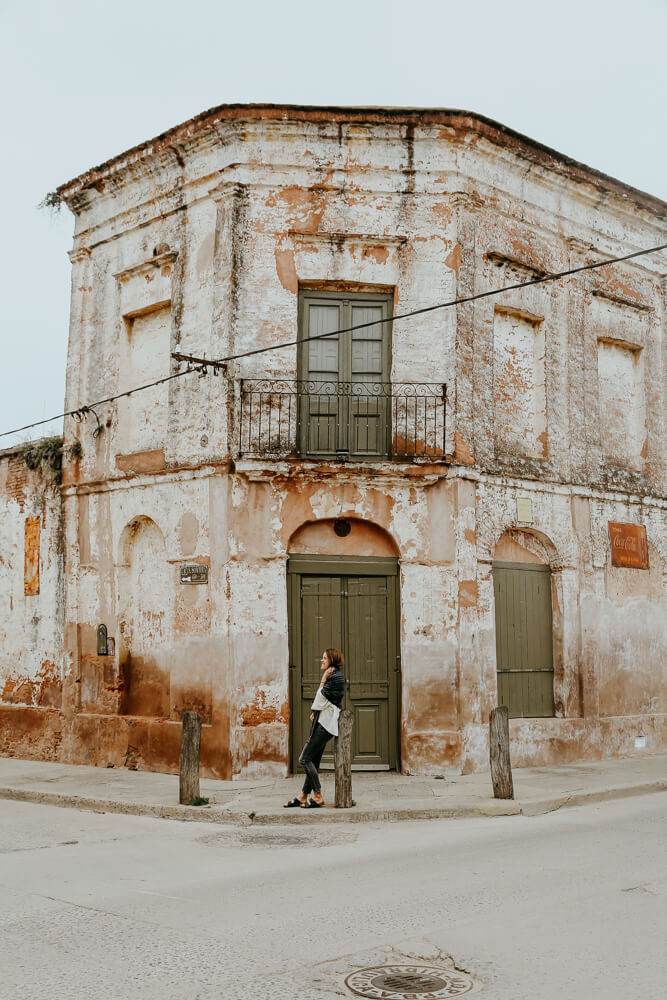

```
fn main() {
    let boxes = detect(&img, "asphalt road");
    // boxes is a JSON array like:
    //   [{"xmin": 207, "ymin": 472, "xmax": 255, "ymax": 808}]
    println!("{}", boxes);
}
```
[{"xmin": 0, "ymin": 794, "xmax": 665, "ymax": 1000}]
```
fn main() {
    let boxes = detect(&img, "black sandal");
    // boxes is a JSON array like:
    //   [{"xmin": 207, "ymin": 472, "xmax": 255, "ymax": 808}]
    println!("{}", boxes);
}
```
[
  {"xmin": 284, "ymin": 797, "xmax": 305, "ymax": 808},
  {"xmin": 301, "ymin": 798, "xmax": 324, "ymax": 808}
]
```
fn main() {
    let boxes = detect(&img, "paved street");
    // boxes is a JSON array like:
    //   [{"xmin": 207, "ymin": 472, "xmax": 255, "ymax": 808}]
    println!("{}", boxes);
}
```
[{"xmin": 1, "ymin": 794, "xmax": 665, "ymax": 1000}]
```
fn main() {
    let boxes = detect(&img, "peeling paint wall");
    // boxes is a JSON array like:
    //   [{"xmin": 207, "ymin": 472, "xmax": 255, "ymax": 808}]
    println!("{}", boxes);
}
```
[
  {"xmin": 0, "ymin": 449, "xmax": 64, "ymax": 757},
  {"xmin": 493, "ymin": 309, "xmax": 547, "ymax": 459},
  {"xmin": 462, "ymin": 479, "xmax": 666, "ymax": 770},
  {"xmin": 3, "ymin": 108, "xmax": 665, "ymax": 777}
]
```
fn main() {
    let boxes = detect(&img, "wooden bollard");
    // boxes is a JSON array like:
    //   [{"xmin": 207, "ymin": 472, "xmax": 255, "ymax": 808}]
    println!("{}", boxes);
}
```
[
  {"xmin": 179, "ymin": 710, "xmax": 202, "ymax": 805},
  {"xmin": 489, "ymin": 705, "xmax": 514, "ymax": 800},
  {"xmin": 334, "ymin": 708, "xmax": 354, "ymax": 808}
]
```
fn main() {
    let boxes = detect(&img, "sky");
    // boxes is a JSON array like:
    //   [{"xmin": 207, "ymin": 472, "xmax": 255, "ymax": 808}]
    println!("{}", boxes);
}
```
[{"xmin": 1, "ymin": 0, "xmax": 666, "ymax": 448}]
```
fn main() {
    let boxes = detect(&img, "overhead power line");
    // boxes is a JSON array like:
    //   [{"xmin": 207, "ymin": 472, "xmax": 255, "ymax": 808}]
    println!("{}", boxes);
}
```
[{"xmin": 1, "ymin": 240, "xmax": 666, "ymax": 441}]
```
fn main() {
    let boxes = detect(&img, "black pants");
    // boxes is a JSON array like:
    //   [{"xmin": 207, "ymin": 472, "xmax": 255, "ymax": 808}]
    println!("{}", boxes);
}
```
[{"xmin": 299, "ymin": 720, "xmax": 332, "ymax": 796}]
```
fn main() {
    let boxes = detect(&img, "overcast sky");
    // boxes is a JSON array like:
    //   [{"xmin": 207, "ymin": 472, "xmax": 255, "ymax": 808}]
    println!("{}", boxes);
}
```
[{"xmin": 1, "ymin": 0, "xmax": 665, "ymax": 447}]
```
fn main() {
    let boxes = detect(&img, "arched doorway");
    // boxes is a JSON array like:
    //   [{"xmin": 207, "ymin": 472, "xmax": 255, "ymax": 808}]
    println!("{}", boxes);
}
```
[
  {"xmin": 492, "ymin": 529, "xmax": 556, "ymax": 719},
  {"xmin": 287, "ymin": 519, "xmax": 400, "ymax": 771},
  {"xmin": 116, "ymin": 516, "xmax": 171, "ymax": 718}
]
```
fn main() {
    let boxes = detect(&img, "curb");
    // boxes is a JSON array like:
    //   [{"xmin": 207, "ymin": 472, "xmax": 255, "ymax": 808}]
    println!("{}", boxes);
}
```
[
  {"xmin": 0, "ymin": 779, "xmax": 664, "ymax": 824},
  {"xmin": 0, "ymin": 788, "xmax": 253, "ymax": 826}
]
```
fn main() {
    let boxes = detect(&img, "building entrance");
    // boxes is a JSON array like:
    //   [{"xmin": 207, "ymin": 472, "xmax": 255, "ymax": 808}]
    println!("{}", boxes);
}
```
[{"xmin": 287, "ymin": 555, "xmax": 400, "ymax": 771}]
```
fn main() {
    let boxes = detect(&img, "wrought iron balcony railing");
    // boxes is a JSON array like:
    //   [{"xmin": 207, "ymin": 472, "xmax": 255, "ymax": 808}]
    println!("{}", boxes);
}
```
[{"xmin": 237, "ymin": 380, "xmax": 447, "ymax": 462}]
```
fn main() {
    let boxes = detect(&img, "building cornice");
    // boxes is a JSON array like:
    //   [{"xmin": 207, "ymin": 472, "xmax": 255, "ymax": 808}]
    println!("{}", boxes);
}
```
[
  {"xmin": 56, "ymin": 105, "xmax": 667, "ymax": 222},
  {"xmin": 446, "ymin": 465, "xmax": 667, "ymax": 508}
]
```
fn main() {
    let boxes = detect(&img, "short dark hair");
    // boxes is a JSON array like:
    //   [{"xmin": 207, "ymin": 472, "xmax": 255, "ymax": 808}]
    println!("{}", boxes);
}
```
[{"xmin": 325, "ymin": 648, "xmax": 344, "ymax": 670}]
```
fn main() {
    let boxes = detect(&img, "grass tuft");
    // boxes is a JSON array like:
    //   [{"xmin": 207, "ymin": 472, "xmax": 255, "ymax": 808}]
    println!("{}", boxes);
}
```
[{"xmin": 16, "ymin": 437, "xmax": 82, "ymax": 485}]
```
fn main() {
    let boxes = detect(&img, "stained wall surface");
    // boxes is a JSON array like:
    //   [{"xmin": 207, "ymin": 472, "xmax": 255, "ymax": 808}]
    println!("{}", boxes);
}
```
[
  {"xmin": 0, "ymin": 448, "xmax": 64, "ymax": 758},
  {"xmin": 2, "ymin": 107, "xmax": 665, "ymax": 777}
]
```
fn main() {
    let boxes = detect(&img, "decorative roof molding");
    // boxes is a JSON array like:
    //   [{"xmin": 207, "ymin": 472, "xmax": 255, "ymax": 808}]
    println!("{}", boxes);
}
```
[{"xmin": 55, "ymin": 105, "xmax": 667, "ymax": 221}]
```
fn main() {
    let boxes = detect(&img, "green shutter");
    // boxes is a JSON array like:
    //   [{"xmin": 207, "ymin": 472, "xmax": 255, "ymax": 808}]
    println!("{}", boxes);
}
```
[
  {"xmin": 492, "ymin": 562, "xmax": 555, "ymax": 719},
  {"xmin": 349, "ymin": 305, "xmax": 390, "ymax": 456},
  {"xmin": 302, "ymin": 303, "xmax": 340, "ymax": 456}
]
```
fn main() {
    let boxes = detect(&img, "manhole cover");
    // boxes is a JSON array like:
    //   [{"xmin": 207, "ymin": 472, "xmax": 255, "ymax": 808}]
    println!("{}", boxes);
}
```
[{"xmin": 345, "ymin": 964, "xmax": 473, "ymax": 998}]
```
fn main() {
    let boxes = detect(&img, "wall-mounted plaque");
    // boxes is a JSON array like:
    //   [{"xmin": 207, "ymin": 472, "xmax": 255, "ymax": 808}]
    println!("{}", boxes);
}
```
[
  {"xmin": 180, "ymin": 564, "xmax": 209, "ymax": 584},
  {"xmin": 516, "ymin": 498, "xmax": 533, "ymax": 523},
  {"xmin": 608, "ymin": 523, "xmax": 649, "ymax": 569}
]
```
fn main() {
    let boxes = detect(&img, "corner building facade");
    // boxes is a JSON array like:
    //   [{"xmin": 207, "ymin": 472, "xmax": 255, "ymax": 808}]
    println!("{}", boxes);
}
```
[{"xmin": 3, "ymin": 106, "xmax": 666, "ymax": 777}]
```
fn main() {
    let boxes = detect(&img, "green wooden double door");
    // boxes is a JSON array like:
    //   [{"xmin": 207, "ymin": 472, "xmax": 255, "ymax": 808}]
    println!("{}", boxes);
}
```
[
  {"xmin": 288, "ymin": 556, "xmax": 400, "ymax": 771},
  {"xmin": 298, "ymin": 292, "xmax": 392, "ymax": 460},
  {"xmin": 492, "ymin": 562, "xmax": 555, "ymax": 719}
]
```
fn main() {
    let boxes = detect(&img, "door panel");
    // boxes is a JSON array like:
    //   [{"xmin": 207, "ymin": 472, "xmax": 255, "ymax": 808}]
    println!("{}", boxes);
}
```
[
  {"xmin": 355, "ymin": 706, "xmax": 379, "ymax": 756},
  {"xmin": 349, "ymin": 305, "xmax": 388, "ymax": 458},
  {"xmin": 294, "ymin": 576, "xmax": 344, "ymax": 763},
  {"xmin": 493, "ymin": 563, "xmax": 555, "ymax": 719},
  {"xmin": 302, "ymin": 304, "xmax": 340, "ymax": 456},
  {"xmin": 289, "ymin": 560, "xmax": 399, "ymax": 770},
  {"xmin": 306, "ymin": 304, "xmax": 340, "ymax": 378},
  {"xmin": 346, "ymin": 576, "xmax": 390, "ymax": 765},
  {"xmin": 351, "ymin": 305, "xmax": 384, "ymax": 380}
]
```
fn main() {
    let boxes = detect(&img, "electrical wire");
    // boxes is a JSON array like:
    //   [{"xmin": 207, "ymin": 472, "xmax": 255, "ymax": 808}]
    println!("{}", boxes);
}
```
[{"xmin": 2, "ymin": 240, "xmax": 666, "ymax": 441}]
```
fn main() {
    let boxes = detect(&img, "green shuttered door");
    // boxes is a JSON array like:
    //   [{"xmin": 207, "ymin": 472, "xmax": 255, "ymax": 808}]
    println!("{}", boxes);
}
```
[
  {"xmin": 492, "ymin": 562, "xmax": 555, "ymax": 719},
  {"xmin": 298, "ymin": 293, "xmax": 392, "ymax": 459},
  {"xmin": 288, "ymin": 556, "xmax": 400, "ymax": 770}
]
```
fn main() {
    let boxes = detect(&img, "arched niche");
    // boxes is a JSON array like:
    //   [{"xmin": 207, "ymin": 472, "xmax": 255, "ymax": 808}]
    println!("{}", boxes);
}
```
[
  {"xmin": 115, "ymin": 515, "xmax": 172, "ymax": 718},
  {"xmin": 493, "ymin": 527, "xmax": 558, "ymax": 566},
  {"xmin": 116, "ymin": 514, "xmax": 165, "ymax": 567},
  {"xmin": 288, "ymin": 517, "xmax": 398, "ymax": 558}
]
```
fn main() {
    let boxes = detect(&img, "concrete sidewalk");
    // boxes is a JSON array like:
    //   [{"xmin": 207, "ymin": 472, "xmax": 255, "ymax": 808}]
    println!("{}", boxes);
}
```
[{"xmin": 0, "ymin": 753, "xmax": 665, "ymax": 824}]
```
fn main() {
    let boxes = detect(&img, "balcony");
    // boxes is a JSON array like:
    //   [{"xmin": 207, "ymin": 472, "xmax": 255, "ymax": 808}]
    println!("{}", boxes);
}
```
[{"xmin": 237, "ymin": 380, "xmax": 447, "ymax": 462}]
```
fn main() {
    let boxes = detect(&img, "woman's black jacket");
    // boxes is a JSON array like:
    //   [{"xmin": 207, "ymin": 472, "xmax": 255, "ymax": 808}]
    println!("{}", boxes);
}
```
[{"xmin": 321, "ymin": 667, "xmax": 345, "ymax": 709}]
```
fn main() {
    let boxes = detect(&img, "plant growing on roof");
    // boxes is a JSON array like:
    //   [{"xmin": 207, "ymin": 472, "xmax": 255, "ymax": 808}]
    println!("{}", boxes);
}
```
[{"xmin": 17, "ymin": 436, "xmax": 83, "ymax": 485}]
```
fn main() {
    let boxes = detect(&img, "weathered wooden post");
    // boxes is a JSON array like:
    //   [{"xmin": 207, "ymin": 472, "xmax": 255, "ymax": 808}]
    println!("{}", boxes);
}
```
[
  {"xmin": 334, "ymin": 708, "xmax": 354, "ymax": 808},
  {"xmin": 179, "ymin": 710, "xmax": 202, "ymax": 805},
  {"xmin": 489, "ymin": 705, "xmax": 514, "ymax": 800}
]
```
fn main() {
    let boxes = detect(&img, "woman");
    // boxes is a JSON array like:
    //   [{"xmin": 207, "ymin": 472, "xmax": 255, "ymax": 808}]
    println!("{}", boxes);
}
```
[{"xmin": 284, "ymin": 648, "xmax": 345, "ymax": 809}]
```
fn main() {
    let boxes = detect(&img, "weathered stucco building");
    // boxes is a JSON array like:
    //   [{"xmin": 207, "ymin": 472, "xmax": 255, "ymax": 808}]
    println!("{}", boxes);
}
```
[{"xmin": 2, "ymin": 105, "xmax": 666, "ymax": 778}]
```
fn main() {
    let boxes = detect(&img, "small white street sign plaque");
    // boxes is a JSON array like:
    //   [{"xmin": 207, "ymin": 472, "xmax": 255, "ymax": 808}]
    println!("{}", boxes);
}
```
[{"xmin": 180, "ymin": 564, "xmax": 208, "ymax": 584}]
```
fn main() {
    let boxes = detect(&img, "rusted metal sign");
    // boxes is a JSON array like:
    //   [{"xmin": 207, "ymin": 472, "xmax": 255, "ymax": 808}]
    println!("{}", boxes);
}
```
[
  {"xmin": 180, "ymin": 564, "xmax": 208, "ymax": 584},
  {"xmin": 608, "ymin": 522, "xmax": 649, "ymax": 569},
  {"xmin": 24, "ymin": 517, "xmax": 40, "ymax": 596}
]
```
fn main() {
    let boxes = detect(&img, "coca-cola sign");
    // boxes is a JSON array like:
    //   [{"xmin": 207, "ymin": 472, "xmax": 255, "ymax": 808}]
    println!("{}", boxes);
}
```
[{"xmin": 608, "ymin": 522, "xmax": 649, "ymax": 569}]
